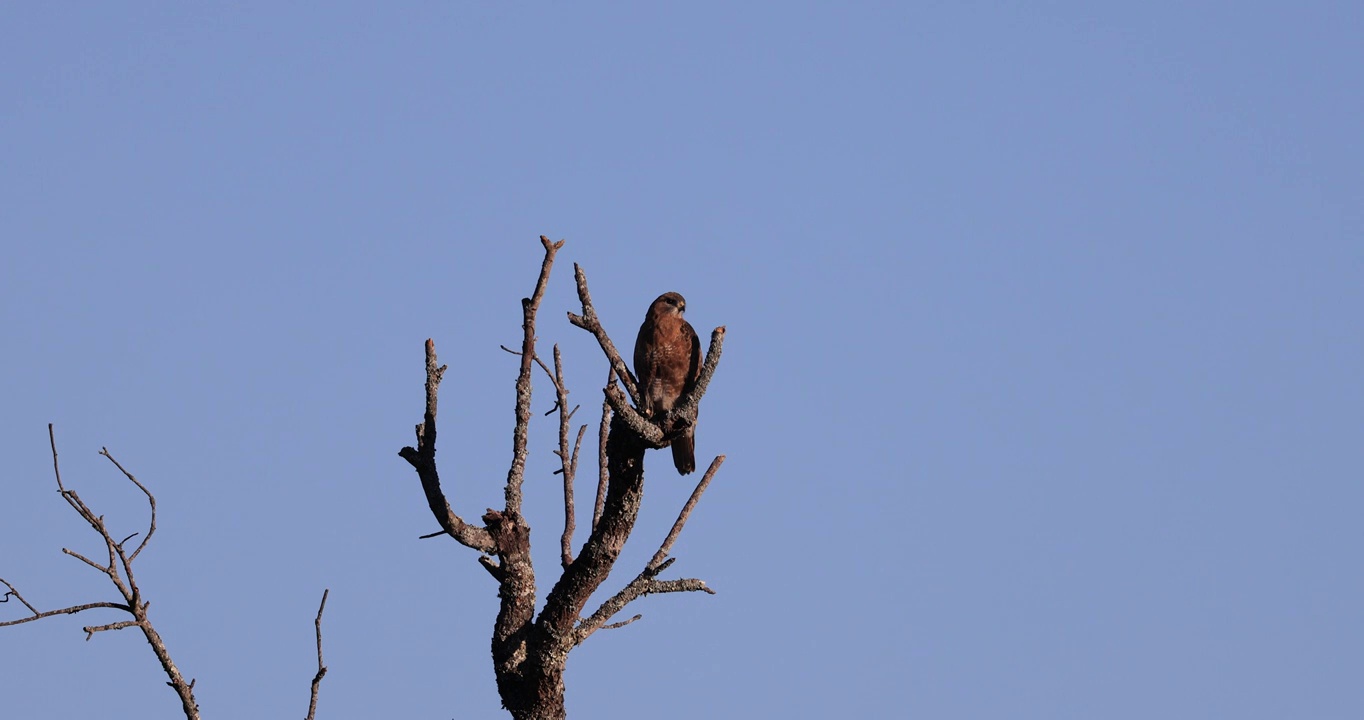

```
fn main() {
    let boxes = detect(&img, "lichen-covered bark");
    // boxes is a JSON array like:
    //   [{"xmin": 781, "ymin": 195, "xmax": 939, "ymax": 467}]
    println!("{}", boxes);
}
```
[{"xmin": 488, "ymin": 414, "xmax": 645, "ymax": 720}]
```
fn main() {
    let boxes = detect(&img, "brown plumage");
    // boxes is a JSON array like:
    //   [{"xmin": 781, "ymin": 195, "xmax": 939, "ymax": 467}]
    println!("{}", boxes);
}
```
[{"xmin": 633, "ymin": 291, "xmax": 702, "ymax": 474}]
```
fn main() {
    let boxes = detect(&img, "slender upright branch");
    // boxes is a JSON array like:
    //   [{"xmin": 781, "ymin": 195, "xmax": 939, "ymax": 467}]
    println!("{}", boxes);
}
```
[
  {"xmin": 537, "ymin": 344, "xmax": 585, "ymax": 570},
  {"xmin": 648, "ymin": 455, "xmax": 725, "ymax": 571},
  {"xmin": 505, "ymin": 235, "xmax": 564, "ymax": 515},
  {"xmin": 49, "ymin": 423, "xmax": 67, "ymax": 492},
  {"xmin": 560, "ymin": 479, "xmax": 577, "ymax": 570},
  {"xmin": 305, "ymin": 589, "xmax": 330, "ymax": 720}
]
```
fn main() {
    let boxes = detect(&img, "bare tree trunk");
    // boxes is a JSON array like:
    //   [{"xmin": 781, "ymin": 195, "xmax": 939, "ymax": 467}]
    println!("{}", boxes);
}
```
[{"xmin": 510, "ymin": 416, "xmax": 646, "ymax": 719}]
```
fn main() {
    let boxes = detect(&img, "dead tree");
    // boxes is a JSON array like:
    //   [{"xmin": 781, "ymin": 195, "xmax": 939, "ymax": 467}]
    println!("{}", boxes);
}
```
[
  {"xmin": 0, "ymin": 426, "xmax": 331, "ymax": 720},
  {"xmin": 397, "ymin": 236, "xmax": 727, "ymax": 719}
]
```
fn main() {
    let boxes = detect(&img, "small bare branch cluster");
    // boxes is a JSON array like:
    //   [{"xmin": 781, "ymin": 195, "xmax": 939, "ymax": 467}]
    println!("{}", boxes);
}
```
[
  {"xmin": 398, "ymin": 236, "xmax": 727, "ymax": 719},
  {"xmin": 1, "ymin": 426, "xmax": 333, "ymax": 720},
  {"xmin": 0, "ymin": 426, "xmax": 201, "ymax": 718}
]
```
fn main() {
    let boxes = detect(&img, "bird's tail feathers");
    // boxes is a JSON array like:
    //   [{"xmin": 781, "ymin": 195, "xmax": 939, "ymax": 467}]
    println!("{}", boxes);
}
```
[{"xmin": 672, "ymin": 429, "xmax": 696, "ymax": 475}]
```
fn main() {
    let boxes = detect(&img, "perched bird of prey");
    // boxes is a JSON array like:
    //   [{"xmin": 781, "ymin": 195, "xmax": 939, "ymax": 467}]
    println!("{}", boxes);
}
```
[{"xmin": 633, "ymin": 292, "xmax": 702, "ymax": 474}]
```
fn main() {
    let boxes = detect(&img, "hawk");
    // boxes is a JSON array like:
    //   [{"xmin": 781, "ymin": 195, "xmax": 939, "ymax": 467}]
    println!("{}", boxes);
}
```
[{"xmin": 633, "ymin": 291, "xmax": 702, "ymax": 475}]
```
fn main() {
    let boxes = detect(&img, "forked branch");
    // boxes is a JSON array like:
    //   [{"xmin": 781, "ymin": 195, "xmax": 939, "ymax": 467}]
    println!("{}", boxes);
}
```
[
  {"xmin": 574, "ymin": 455, "xmax": 725, "ymax": 644},
  {"xmin": 398, "ymin": 340, "xmax": 497, "ymax": 554}
]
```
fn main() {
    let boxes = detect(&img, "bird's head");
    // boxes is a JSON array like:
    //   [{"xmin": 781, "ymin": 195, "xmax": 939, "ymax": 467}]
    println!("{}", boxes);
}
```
[{"xmin": 649, "ymin": 292, "xmax": 687, "ymax": 318}]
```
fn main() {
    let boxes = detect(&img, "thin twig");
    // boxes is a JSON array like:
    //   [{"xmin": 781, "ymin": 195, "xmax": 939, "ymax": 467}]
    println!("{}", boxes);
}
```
[
  {"xmin": 533, "ymin": 351, "xmax": 555, "ymax": 388},
  {"xmin": 305, "ymin": 588, "xmax": 330, "ymax": 720},
  {"xmin": 601, "ymin": 614, "xmax": 642, "ymax": 631},
  {"xmin": 569, "ymin": 424, "xmax": 587, "ymax": 486},
  {"xmin": 49, "ymin": 424, "xmax": 66, "ymax": 491},
  {"xmin": 61, "ymin": 547, "xmax": 110, "ymax": 573},
  {"xmin": 0, "ymin": 578, "xmax": 40, "ymax": 615},
  {"xmin": 0, "ymin": 589, "xmax": 130, "ymax": 629},
  {"xmin": 99, "ymin": 447, "xmax": 156, "ymax": 562},
  {"xmin": 84, "ymin": 619, "xmax": 139, "ymax": 639}
]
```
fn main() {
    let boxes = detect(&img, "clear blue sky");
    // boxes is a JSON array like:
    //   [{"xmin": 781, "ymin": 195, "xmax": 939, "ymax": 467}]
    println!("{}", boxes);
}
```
[{"xmin": 3, "ymin": 3, "xmax": 1361, "ymax": 718}]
